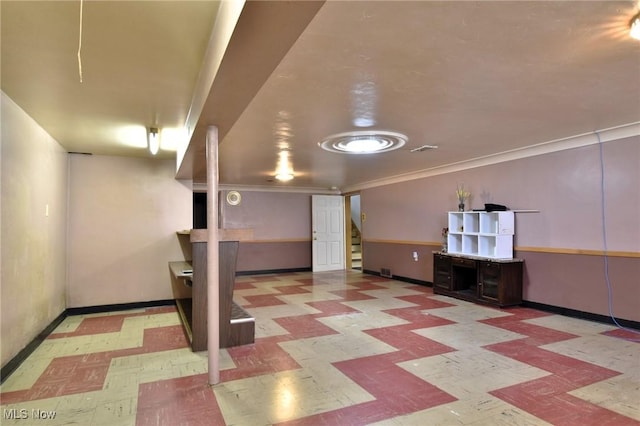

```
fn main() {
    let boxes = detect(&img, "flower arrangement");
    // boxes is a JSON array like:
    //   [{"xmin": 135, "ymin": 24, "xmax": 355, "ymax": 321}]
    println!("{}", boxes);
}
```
[
  {"xmin": 456, "ymin": 184, "xmax": 470, "ymax": 204},
  {"xmin": 456, "ymin": 184, "xmax": 470, "ymax": 211}
]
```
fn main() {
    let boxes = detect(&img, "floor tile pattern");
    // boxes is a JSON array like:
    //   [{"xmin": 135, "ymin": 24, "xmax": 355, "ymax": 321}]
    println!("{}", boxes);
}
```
[{"xmin": 1, "ymin": 271, "xmax": 638, "ymax": 425}]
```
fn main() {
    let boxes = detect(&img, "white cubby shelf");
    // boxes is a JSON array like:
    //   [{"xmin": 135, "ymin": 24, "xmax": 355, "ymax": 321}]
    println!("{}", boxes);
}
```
[{"xmin": 446, "ymin": 211, "xmax": 515, "ymax": 259}]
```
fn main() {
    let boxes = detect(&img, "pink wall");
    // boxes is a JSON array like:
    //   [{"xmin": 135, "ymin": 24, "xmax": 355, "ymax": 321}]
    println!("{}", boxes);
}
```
[
  {"xmin": 361, "ymin": 137, "xmax": 639, "ymax": 322},
  {"xmin": 518, "ymin": 250, "xmax": 639, "ymax": 321},
  {"xmin": 363, "ymin": 137, "xmax": 639, "ymax": 252},
  {"xmin": 221, "ymin": 190, "xmax": 312, "ymax": 272},
  {"xmin": 221, "ymin": 190, "xmax": 311, "ymax": 239},
  {"xmin": 363, "ymin": 242, "xmax": 439, "ymax": 282},
  {"xmin": 237, "ymin": 241, "xmax": 311, "ymax": 272}
]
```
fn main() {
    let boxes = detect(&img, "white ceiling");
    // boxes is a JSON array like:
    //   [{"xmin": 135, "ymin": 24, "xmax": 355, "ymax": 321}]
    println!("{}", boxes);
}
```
[
  {"xmin": 2, "ymin": 1, "xmax": 640, "ymax": 192},
  {"xmin": 1, "ymin": 0, "xmax": 219, "ymax": 158}
]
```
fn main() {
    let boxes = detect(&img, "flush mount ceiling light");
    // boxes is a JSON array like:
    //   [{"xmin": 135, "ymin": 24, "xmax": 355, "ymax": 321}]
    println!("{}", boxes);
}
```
[
  {"xmin": 148, "ymin": 127, "xmax": 160, "ymax": 155},
  {"xmin": 631, "ymin": 11, "xmax": 640, "ymax": 40},
  {"xmin": 274, "ymin": 150, "xmax": 295, "ymax": 181},
  {"xmin": 319, "ymin": 130, "xmax": 407, "ymax": 154},
  {"xmin": 275, "ymin": 172, "xmax": 294, "ymax": 182}
]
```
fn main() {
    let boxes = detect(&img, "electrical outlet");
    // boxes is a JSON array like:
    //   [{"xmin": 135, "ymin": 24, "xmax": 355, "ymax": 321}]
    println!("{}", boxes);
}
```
[{"xmin": 412, "ymin": 251, "xmax": 419, "ymax": 261}]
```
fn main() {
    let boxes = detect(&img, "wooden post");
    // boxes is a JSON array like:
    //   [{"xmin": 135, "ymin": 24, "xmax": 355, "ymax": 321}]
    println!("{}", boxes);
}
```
[{"xmin": 206, "ymin": 126, "xmax": 220, "ymax": 385}]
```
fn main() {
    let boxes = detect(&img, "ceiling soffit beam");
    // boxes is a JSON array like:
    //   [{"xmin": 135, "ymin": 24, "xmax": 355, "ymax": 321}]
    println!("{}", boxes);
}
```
[
  {"xmin": 176, "ymin": 0, "xmax": 326, "ymax": 181},
  {"xmin": 177, "ymin": 0, "xmax": 245, "ymax": 169}
]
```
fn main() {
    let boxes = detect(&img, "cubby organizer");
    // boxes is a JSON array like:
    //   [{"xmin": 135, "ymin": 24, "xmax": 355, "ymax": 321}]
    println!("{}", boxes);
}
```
[{"xmin": 447, "ymin": 211, "xmax": 514, "ymax": 259}]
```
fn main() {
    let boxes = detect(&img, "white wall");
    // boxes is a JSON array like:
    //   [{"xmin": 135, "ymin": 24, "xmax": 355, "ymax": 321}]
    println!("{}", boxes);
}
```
[
  {"xmin": 67, "ymin": 155, "xmax": 192, "ymax": 308},
  {"xmin": 1, "ymin": 92, "xmax": 68, "ymax": 366}
]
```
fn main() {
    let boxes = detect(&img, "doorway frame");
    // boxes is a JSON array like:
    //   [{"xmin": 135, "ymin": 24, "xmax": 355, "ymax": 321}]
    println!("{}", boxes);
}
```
[{"xmin": 344, "ymin": 192, "xmax": 362, "ymax": 271}]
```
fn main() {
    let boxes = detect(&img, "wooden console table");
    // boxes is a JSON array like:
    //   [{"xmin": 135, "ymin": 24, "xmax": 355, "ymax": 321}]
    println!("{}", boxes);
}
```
[
  {"xmin": 433, "ymin": 252, "xmax": 523, "ymax": 307},
  {"xmin": 171, "ymin": 228, "xmax": 255, "ymax": 351}
]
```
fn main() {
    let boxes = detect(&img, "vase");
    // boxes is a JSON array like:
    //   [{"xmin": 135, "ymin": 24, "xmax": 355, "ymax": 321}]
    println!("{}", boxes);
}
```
[{"xmin": 458, "ymin": 203, "xmax": 465, "ymax": 212}]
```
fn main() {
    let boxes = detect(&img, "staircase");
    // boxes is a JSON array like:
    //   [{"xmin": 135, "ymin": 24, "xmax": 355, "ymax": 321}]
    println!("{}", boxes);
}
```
[{"xmin": 351, "ymin": 222, "xmax": 362, "ymax": 270}]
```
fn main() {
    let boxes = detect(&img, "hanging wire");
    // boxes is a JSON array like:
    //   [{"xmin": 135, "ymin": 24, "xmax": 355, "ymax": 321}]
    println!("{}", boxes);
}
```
[{"xmin": 77, "ymin": 0, "xmax": 84, "ymax": 83}]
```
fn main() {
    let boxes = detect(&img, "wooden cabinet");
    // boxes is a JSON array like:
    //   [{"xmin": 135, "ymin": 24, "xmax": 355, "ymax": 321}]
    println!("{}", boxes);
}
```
[
  {"xmin": 433, "ymin": 252, "xmax": 523, "ymax": 307},
  {"xmin": 433, "ymin": 253, "xmax": 452, "ymax": 291},
  {"xmin": 478, "ymin": 261, "xmax": 501, "ymax": 301}
]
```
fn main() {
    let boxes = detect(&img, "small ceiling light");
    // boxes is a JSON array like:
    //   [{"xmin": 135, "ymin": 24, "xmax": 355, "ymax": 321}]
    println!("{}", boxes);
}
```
[
  {"xmin": 319, "ymin": 130, "xmax": 407, "ymax": 154},
  {"xmin": 275, "ymin": 172, "xmax": 294, "ymax": 182},
  {"xmin": 148, "ymin": 127, "xmax": 160, "ymax": 155},
  {"xmin": 631, "ymin": 12, "xmax": 640, "ymax": 40},
  {"xmin": 274, "ymin": 150, "xmax": 295, "ymax": 181}
]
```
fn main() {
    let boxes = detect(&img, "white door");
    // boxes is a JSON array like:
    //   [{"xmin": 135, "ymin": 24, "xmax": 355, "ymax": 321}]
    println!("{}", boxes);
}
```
[{"xmin": 312, "ymin": 195, "xmax": 345, "ymax": 272}]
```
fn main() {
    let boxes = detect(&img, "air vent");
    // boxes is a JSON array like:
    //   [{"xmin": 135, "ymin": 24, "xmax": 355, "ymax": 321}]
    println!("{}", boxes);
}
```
[
  {"xmin": 410, "ymin": 145, "xmax": 438, "ymax": 153},
  {"xmin": 380, "ymin": 268, "xmax": 392, "ymax": 278}
]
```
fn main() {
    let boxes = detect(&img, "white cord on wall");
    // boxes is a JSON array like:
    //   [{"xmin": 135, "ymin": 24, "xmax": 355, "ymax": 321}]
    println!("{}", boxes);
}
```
[{"xmin": 595, "ymin": 131, "xmax": 640, "ymax": 340}]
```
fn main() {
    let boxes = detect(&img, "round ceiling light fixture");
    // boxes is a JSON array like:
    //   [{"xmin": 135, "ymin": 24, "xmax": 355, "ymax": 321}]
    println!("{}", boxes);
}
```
[{"xmin": 319, "ymin": 130, "xmax": 407, "ymax": 154}]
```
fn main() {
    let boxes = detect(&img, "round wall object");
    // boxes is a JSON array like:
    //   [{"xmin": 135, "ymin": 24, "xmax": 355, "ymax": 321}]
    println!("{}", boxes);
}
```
[{"xmin": 226, "ymin": 190, "xmax": 242, "ymax": 206}]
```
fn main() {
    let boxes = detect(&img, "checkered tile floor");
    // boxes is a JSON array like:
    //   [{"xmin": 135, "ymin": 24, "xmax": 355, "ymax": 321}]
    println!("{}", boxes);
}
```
[{"xmin": 1, "ymin": 271, "xmax": 638, "ymax": 425}]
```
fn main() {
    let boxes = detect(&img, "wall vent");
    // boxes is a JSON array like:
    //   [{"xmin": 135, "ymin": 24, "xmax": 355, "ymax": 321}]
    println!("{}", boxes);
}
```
[{"xmin": 380, "ymin": 268, "xmax": 392, "ymax": 278}]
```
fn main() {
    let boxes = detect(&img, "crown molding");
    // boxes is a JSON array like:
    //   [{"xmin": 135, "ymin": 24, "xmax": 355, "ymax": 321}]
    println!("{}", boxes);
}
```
[
  {"xmin": 187, "ymin": 182, "xmax": 340, "ymax": 195},
  {"xmin": 180, "ymin": 122, "xmax": 639, "ymax": 195},
  {"xmin": 341, "ymin": 122, "xmax": 640, "ymax": 193}
]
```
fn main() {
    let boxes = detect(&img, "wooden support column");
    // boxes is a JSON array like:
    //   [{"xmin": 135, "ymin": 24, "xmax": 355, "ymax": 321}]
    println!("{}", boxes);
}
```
[{"xmin": 206, "ymin": 126, "xmax": 220, "ymax": 385}]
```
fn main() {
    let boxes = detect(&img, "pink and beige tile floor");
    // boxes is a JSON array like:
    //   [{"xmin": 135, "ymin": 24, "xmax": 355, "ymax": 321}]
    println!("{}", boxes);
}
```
[{"xmin": 1, "ymin": 271, "xmax": 638, "ymax": 425}]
